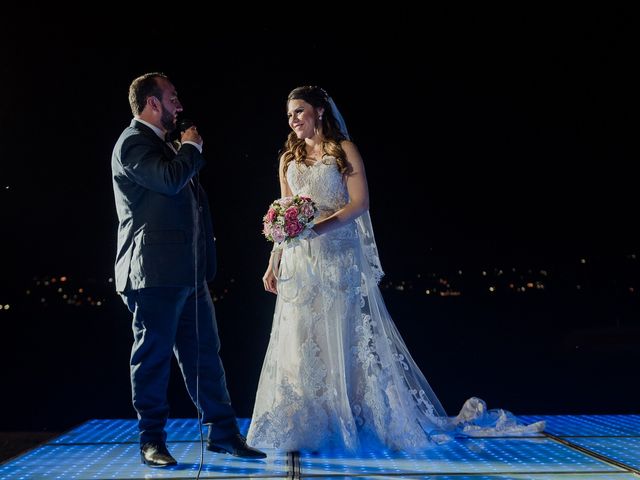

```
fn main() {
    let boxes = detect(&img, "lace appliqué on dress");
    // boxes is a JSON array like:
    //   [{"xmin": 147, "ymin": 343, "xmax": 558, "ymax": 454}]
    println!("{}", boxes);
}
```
[{"xmin": 247, "ymin": 155, "xmax": 544, "ymax": 452}]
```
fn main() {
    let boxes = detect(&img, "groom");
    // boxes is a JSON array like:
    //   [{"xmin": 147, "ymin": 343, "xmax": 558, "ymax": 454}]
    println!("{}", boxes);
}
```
[{"xmin": 111, "ymin": 72, "xmax": 266, "ymax": 467}]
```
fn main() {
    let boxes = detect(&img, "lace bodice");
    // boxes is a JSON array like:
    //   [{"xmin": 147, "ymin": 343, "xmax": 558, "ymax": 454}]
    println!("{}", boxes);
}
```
[{"xmin": 286, "ymin": 156, "xmax": 348, "ymax": 214}]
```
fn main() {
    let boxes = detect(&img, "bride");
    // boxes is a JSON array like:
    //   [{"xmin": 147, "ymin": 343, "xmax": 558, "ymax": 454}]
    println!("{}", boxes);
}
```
[{"xmin": 247, "ymin": 86, "xmax": 544, "ymax": 452}]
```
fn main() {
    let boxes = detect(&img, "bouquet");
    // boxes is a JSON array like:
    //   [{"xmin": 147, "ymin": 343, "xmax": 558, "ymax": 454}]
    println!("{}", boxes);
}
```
[{"xmin": 262, "ymin": 195, "xmax": 317, "ymax": 244}]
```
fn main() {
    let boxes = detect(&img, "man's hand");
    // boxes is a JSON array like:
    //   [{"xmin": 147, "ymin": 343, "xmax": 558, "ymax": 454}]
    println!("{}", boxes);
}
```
[{"xmin": 181, "ymin": 126, "xmax": 202, "ymax": 146}]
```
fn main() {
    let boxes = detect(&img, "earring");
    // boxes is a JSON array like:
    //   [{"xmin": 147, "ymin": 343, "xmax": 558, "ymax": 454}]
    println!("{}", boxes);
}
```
[{"xmin": 318, "ymin": 115, "xmax": 323, "ymax": 120}]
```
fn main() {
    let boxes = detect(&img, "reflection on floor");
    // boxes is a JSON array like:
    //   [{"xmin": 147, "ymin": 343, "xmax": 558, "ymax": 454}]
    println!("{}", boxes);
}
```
[{"xmin": 1, "ymin": 415, "xmax": 639, "ymax": 479}]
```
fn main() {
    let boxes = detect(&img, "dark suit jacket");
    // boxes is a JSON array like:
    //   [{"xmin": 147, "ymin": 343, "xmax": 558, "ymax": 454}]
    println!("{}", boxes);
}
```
[{"xmin": 111, "ymin": 119, "xmax": 216, "ymax": 292}]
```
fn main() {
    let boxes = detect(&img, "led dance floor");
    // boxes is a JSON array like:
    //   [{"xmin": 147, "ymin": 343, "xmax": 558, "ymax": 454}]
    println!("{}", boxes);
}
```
[{"xmin": 1, "ymin": 415, "xmax": 639, "ymax": 479}]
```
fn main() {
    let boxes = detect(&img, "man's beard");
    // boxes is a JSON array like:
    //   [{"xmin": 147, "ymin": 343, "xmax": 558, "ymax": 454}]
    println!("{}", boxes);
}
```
[{"xmin": 161, "ymin": 110, "xmax": 176, "ymax": 133}]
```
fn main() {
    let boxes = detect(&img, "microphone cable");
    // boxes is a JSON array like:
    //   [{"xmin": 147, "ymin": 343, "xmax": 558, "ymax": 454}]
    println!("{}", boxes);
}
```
[
  {"xmin": 167, "ymin": 124, "xmax": 205, "ymax": 478},
  {"xmin": 177, "ymin": 118, "xmax": 206, "ymax": 478},
  {"xmin": 194, "ymin": 171, "xmax": 205, "ymax": 479}
]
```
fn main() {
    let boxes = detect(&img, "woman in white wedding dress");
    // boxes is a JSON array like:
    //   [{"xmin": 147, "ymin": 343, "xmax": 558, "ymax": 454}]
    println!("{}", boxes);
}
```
[{"xmin": 247, "ymin": 86, "xmax": 544, "ymax": 452}]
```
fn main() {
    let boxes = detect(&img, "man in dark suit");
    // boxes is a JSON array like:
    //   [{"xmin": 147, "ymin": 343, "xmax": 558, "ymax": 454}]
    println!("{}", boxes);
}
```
[{"xmin": 111, "ymin": 72, "xmax": 265, "ymax": 467}]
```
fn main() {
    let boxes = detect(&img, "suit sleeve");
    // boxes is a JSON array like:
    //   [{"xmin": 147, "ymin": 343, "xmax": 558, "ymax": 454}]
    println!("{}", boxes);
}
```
[{"xmin": 119, "ymin": 135, "xmax": 205, "ymax": 195}]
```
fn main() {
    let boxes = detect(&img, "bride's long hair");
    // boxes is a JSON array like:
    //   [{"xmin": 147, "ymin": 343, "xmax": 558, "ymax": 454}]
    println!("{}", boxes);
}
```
[{"xmin": 282, "ymin": 86, "xmax": 349, "ymax": 175}]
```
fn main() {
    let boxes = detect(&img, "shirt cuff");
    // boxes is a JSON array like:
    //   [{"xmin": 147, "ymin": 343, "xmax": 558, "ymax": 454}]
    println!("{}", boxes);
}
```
[{"xmin": 182, "ymin": 140, "xmax": 203, "ymax": 154}]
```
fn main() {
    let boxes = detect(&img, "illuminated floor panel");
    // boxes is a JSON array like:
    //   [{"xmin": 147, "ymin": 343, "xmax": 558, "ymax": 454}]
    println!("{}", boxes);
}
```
[
  {"xmin": 299, "ymin": 438, "xmax": 622, "ymax": 475},
  {"xmin": 0, "ymin": 442, "xmax": 287, "ymax": 479},
  {"xmin": 1, "ymin": 416, "xmax": 639, "ymax": 479},
  {"xmin": 51, "ymin": 418, "xmax": 253, "ymax": 444},
  {"xmin": 299, "ymin": 475, "xmax": 640, "ymax": 479},
  {"xmin": 519, "ymin": 414, "xmax": 640, "ymax": 436},
  {"xmin": 569, "ymin": 436, "xmax": 640, "ymax": 469}
]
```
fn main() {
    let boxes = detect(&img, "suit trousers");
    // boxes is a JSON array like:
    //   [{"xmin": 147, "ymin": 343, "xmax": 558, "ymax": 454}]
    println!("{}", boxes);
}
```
[{"xmin": 120, "ymin": 284, "xmax": 239, "ymax": 445}]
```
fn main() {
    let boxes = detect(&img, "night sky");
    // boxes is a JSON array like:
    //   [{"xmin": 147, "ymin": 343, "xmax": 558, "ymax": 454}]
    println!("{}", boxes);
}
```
[
  {"xmin": 2, "ymin": 11, "xmax": 635, "ymax": 287},
  {"xmin": 0, "ymin": 9, "xmax": 636, "ymax": 426}
]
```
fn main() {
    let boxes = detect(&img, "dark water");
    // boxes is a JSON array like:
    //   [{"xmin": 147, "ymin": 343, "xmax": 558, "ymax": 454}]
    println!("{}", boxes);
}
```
[{"xmin": 2, "ymin": 283, "xmax": 638, "ymax": 432}]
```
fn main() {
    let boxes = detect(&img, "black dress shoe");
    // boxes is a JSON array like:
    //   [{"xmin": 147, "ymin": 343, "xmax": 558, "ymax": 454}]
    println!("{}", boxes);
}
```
[
  {"xmin": 140, "ymin": 441, "xmax": 177, "ymax": 467},
  {"xmin": 207, "ymin": 433, "xmax": 267, "ymax": 459}
]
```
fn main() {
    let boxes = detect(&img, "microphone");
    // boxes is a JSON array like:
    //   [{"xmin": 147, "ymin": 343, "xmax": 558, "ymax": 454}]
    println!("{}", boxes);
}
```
[
  {"xmin": 168, "ymin": 118, "xmax": 197, "ymax": 142},
  {"xmin": 177, "ymin": 118, "xmax": 196, "ymax": 133}
]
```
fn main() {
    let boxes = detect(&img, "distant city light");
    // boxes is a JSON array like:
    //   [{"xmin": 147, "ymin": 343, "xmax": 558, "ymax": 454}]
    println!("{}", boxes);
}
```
[
  {"xmin": 439, "ymin": 290, "xmax": 461, "ymax": 297},
  {"xmin": 2, "ymin": 254, "xmax": 636, "ymax": 314}
]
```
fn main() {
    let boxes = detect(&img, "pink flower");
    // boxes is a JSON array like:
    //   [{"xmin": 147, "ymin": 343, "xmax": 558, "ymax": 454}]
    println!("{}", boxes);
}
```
[
  {"xmin": 300, "ymin": 202, "xmax": 315, "ymax": 218},
  {"xmin": 266, "ymin": 207, "xmax": 277, "ymax": 223},
  {"xmin": 279, "ymin": 196, "xmax": 293, "ymax": 209},
  {"xmin": 285, "ymin": 220, "xmax": 303, "ymax": 237},
  {"xmin": 284, "ymin": 206, "xmax": 299, "ymax": 222},
  {"xmin": 271, "ymin": 224, "xmax": 286, "ymax": 243}
]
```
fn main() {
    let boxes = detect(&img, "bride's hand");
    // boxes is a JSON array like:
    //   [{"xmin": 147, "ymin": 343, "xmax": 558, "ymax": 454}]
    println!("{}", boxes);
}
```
[
  {"xmin": 262, "ymin": 263, "xmax": 278, "ymax": 294},
  {"xmin": 297, "ymin": 226, "xmax": 318, "ymax": 241}
]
